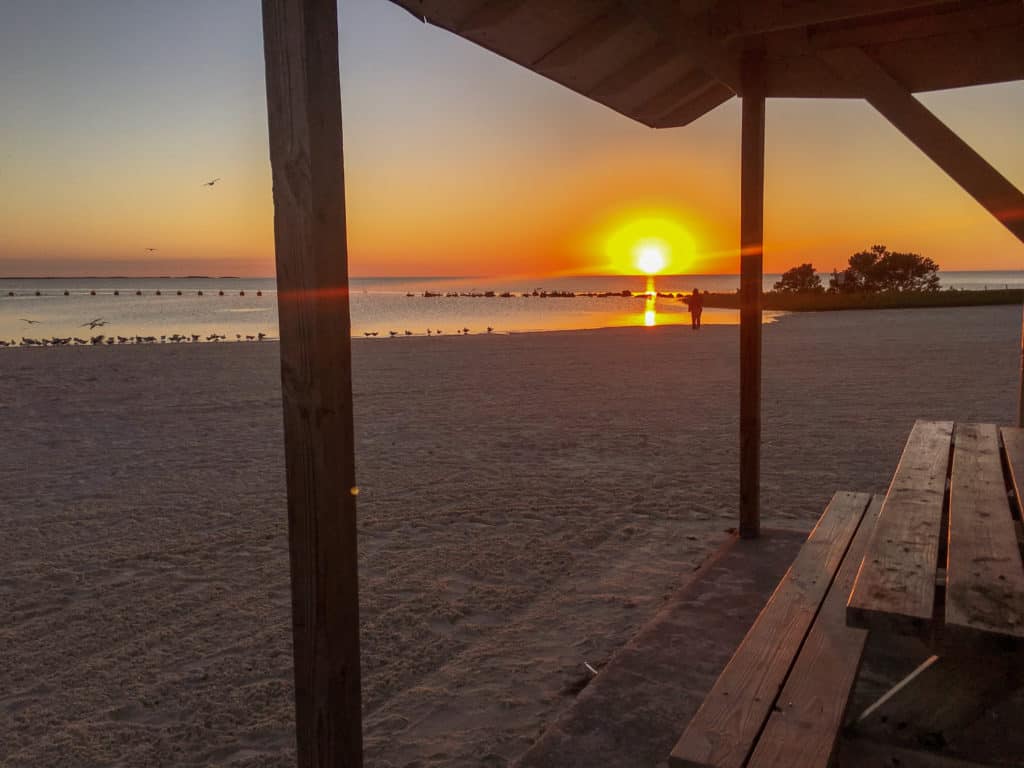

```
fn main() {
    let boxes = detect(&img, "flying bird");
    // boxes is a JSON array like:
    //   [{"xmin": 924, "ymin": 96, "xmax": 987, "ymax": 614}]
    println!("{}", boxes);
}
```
[
  {"xmin": 81, "ymin": 318, "xmax": 108, "ymax": 329},
  {"xmin": 145, "ymin": 247, "xmax": 158, "ymax": 252},
  {"xmin": 201, "ymin": 177, "xmax": 221, "ymax": 187},
  {"xmin": 19, "ymin": 318, "xmax": 41, "ymax": 325}
]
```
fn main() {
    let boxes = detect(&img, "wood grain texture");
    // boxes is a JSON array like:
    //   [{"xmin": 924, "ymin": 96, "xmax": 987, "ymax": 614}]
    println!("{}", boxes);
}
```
[
  {"xmin": 262, "ymin": 1, "xmax": 363, "ymax": 765},
  {"xmin": 847, "ymin": 420, "xmax": 952, "ymax": 635},
  {"xmin": 1002, "ymin": 426, "xmax": 1024, "ymax": 499},
  {"xmin": 946, "ymin": 423, "xmax": 1024, "ymax": 640},
  {"xmin": 670, "ymin": 491, "xmax": 872, "ymax": 768},
  {"xmin": 819, "ymin": 46, "xmax": 1024, "ymax": 243},
  {"xmin": 746, "ymin": 495, "xmax": 881, "ymax": 768},
  {"xmin": 739, "ymin": 52, "xmax": 764, "ymax": 540}
]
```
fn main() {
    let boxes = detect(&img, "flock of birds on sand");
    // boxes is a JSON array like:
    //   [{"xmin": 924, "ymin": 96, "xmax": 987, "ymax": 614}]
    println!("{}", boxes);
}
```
[
  {"xmin": 364, "ymin": 327, "xmax": 493, "ymax": 338},
  {"xmin": 3, "ymin": 317, "xmax": 269, "ymax": 348}
]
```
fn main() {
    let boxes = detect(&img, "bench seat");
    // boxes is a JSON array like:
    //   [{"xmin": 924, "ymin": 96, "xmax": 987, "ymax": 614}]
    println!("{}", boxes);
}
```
[{"xmin": 670, "ymin": 491, "xmax": 880, "ymax": 768}]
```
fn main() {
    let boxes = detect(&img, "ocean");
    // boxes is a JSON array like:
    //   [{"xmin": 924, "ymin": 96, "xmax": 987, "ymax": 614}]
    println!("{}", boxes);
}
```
[{"xmin": 1, "ymin": 271, "xmax": 1022, "ymax": 344}]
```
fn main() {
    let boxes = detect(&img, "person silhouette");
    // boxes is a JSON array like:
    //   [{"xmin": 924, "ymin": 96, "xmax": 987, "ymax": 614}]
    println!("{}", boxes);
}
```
[{"xmin": 685, "ymin": 288, "xmax": 704, "ymax": 330}]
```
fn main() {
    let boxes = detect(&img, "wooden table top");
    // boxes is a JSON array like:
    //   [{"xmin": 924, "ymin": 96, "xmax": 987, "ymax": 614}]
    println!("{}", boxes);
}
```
[{"xmin": 847, "ymin": 421, "xmax": 1024, "ymax": 644}]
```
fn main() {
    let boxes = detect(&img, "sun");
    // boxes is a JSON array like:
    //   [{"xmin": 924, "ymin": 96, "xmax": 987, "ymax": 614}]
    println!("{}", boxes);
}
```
[
  {"xmin": 635, "ymin": 240, "xmax": 668, "ymax": 274},
  {"xmin": 600, "ymin": 211, "xmax": 697, "ymax": 275}
]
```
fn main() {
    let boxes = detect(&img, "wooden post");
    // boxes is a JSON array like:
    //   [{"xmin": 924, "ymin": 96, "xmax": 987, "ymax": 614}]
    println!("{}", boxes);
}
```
[
  {"xmin": 820, "ymin": 47, "xmax": 1024, "ymax": 427},
  {"xmin": 1020, "ymin": 308, "xmax": 1024, "ymax": 428},
  {"xmin": 740, "ymin": 51, "xmax": 765, "ymax": 539},
  {"xmin": 261, "ymin": 1, "xmax": 363, "ymax": 766}
]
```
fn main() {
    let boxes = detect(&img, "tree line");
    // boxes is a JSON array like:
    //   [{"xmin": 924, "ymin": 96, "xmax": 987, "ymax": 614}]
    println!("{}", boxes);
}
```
[{"xmin": 774, "ymin": 244, "xmax": 940, "ymax": 294}]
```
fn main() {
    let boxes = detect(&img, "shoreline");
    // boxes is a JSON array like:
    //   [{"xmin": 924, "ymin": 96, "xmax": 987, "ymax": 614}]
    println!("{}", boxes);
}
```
[{"xmin": 701, "ymin": 287, "xmax": 1024, "ymax": 312}]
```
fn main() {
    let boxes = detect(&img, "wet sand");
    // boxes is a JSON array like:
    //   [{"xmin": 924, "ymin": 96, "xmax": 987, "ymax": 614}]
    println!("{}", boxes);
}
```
[{"xmin": 1, "ymin": 305, "xmax": 1018, "ymax": 767}]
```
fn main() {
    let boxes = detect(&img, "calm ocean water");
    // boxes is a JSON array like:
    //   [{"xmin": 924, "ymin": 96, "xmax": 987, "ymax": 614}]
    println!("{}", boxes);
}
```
[{"xmin": 1, "ymin": 271, "xmax": 1022, "ymax": 344}]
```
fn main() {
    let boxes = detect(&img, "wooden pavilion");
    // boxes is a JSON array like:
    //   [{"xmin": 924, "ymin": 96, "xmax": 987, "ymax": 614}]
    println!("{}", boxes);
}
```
[{"xmin": 259, "ymin": 1, "xmax": 1024, "ymax": 764}]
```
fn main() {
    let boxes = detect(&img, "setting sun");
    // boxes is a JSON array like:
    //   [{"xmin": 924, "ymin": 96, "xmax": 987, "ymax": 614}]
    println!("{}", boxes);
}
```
[
  {"xmin": 600, "ymin": 211, "xmax": 698, "ymax": 275},
  {"xmin": 635, "ymin": 240, "xmax": 668, "ymax": 274}
]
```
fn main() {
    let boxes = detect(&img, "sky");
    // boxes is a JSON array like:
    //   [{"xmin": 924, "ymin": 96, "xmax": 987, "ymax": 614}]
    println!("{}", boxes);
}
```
[{"xmin": 0, "ymin": 0, "xmax": 1022, "ymax": 278}]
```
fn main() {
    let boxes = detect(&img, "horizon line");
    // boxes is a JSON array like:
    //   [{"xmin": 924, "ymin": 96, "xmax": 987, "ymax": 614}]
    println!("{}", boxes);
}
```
[{"xmin": 0, "ymin": 268, "xmax": 1021, "ymax": 280}]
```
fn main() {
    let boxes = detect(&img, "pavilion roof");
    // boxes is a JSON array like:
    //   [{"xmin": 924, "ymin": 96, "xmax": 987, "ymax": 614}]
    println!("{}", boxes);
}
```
[{"xmin": 387, "ymin": 0, "xmax": 1024, "ymax": 127}]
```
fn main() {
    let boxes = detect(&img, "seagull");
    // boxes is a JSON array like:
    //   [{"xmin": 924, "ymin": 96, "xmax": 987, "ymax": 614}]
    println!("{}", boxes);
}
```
[
  {"xmin": 145, "ymin": 247, "xmax": 158, "ymax": 252},
  {"xmin": 81, "ymin": 318, "xmax": 108, "ymax": 329},
  {"xmin": 201, "ymin": 177, "xmax": 221, "ymax": 187},
  {"xmin": 19, "ymin": 318, "xmax": 41, "ymax": 325}
]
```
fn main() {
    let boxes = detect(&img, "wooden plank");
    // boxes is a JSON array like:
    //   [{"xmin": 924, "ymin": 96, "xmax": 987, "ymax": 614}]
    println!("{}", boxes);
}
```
[
  {"xmin": 820, "ymin": 46, "xmax": 1024, "ymax": 243},
  {"xmin": 531, "ymin": 5, "xmax": 629, "ymax": 70},
  {"xmin": 946, "ymin": 423, "xmax": 1024, "ymax": 640},
  {"xmin": 847, "ymin": 420, "xmax": 952, "ymax": 634},
  {"xmin": 739, "ymin": 49, "xmax": 764, "ymax": 540},
  {"xmin": 670, "ymin": 491, "xmax": 872, "ymax": 768},
  {"xmin": 261, "ymin": 1, "xmax": 364, "ymax": 766},
  {"xmin": 723, "ymin": 0, "xmax": 953, "ymax": 37},
  {"xmin": 654, "ymin": 81, "xmax": 734, "ymax": 129},
  {"xmin": 1002, "ymin": 426, "xmax": 1024, "ymax": 501},
  {"xmin": 746, "ymin": 495, "xmax": 883, "ymax": 768},
  {"xmin": 1021, "ymin": 312, "xmax": 1024, "ymax": 427}
]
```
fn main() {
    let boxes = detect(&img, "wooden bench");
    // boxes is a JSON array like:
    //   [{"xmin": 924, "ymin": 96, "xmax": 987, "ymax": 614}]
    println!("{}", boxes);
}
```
[{"xmin": 669, "ymin": 490, "xmax": 881, "ymax": 768}]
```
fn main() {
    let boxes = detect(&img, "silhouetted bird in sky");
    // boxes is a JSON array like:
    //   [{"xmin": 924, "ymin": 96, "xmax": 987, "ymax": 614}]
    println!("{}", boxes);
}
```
[
  {"xmin": 145, "ymin": 247, "xmax": 158, "ymax": 252},
  {"xmin": 201, "ymin": 178, "xmax": 221, "ymax": 187},
  {"xmin": 81, "ymin": 318, "xmax": 108, "ymax": 329},
  {"xmin": 19, "ymin": 318, "xmax": 41, "ymax": 325}
]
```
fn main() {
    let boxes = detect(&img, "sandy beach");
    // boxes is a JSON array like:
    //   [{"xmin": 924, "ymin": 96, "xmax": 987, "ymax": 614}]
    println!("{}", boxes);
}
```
[{"xmin": 1, "ymin": 305, "xmax": 1019, "ymax": 767}]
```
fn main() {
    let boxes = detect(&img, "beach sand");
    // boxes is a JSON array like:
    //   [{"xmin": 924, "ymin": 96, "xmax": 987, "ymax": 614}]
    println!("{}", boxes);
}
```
[{"xmin": 1, "ymin": 305, "xmax": 1018, "ymax": 767}]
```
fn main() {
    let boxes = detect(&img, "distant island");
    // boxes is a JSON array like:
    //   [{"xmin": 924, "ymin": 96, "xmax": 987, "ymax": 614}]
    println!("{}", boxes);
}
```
[{"xmin": 702, "ymin": 245, "xmax": 1024, "ymax": 312}]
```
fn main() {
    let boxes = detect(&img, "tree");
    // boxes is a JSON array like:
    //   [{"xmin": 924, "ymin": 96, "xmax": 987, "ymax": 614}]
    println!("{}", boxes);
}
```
[
  {"xmin": 829, "ymin": 244, "xmax": 939, "ymax": 293},
  {"xmin": 773, "ymin": 263, "xmax": 823, "ymax": 293}
]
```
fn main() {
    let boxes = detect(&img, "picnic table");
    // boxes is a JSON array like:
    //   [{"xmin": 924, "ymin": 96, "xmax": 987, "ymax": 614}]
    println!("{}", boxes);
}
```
[
  {"xmin": 671, "ymin": 420, "xmax": 1024, "ymax": 767},
  {"xmin": 844, "ymin": 420, "xmax": 1024, "ymax": 753}
]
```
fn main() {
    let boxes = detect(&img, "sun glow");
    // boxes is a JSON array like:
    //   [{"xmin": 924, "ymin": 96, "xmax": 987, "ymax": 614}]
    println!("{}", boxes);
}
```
[{"xmin": 601, "ymin": 212, "xmax": 698, "ymax": 275}]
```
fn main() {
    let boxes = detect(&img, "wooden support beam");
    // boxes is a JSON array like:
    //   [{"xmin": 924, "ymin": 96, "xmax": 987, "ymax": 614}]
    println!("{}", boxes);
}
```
[
  {"xmin": 261, "ymin": 1, "xmax": 364, "ymax": 766},
  {"xmin": 819, "ymin": 46, "xmax": 1024, "ymax": 243},
  {"xmin": 739, "ymin": 50, "xmax": 764, "ymax": 540},
  {"xmin": 820, "ymin": 46, "xmax": 1024, "ymax": 430}
]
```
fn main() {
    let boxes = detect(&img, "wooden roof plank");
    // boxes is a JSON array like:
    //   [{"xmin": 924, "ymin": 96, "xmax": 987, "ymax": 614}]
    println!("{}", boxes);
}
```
[
  {"xmin": 847, "ymin": 420, "xmax": 952, "ymax": 634},
  {"xmin": 531, "ymin": 4, "xmax": 629, "ymax": 70},
  {"xmin": 386, "ymin": 0, "xmax": 1024, "ymax": 128},
  {"xmin": 654, "ymin": 81, "xmax": 733, "ymax": 127},
  {"xmin": 946, "ymin": 423, "xmax": 1024, "ymax": 640},
  {"xmin": 670, "ymin": 491, "xmax": 872, "ymax": 768}
]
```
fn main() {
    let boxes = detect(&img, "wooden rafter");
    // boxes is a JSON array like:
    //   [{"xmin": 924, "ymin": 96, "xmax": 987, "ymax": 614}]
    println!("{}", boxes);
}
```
[{"xmin": 821, "ymin": 46, "xmax": 1024, "ymax": 243}]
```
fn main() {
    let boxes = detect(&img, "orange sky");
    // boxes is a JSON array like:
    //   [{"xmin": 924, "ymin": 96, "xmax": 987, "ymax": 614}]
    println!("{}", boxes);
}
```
[{"xmin": 0, "ymin": 1, "xmax": 1021, "ymax": 278}]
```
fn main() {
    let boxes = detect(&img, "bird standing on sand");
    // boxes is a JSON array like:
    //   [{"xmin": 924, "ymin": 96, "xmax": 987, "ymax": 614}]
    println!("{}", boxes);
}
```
[{"xmin": 201, "ymin": 177, "xmax": 221, "ymax": 187}]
